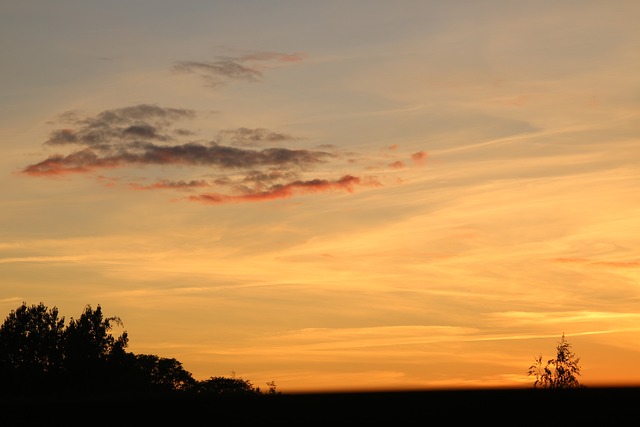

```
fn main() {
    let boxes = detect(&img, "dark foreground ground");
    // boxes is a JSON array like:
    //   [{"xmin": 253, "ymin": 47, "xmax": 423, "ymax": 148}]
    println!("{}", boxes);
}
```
[{"xmin": 3, "ymin": 386, "xmax": 639, "ymax": 425}]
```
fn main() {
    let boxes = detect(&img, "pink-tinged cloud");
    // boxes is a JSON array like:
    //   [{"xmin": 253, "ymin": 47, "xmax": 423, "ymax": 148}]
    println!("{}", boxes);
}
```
[
  {"xmin": 22, "ymin": 150, "xmax": 121, "ymax": 176},
  {"xmin": 389, "ymin": 160, "xmax": 406, "ymax": 169},
  {"xmin": 411, "ymin": 151, "xmax": 428, "ymax": 165},
  {"xmin": 190, "ymin": 175, "xmax": 365, "ymax": 204}
]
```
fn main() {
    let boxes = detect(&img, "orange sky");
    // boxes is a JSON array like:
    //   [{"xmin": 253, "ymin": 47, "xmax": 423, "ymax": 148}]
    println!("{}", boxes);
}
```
[{"xmin": 2, "ymin": 0, "xmax": 640, "ymax": 392}]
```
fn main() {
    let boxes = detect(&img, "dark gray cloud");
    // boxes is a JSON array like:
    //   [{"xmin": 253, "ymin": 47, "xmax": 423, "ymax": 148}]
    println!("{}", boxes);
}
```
[
  {"xmin": 23, "ymin": 142, "xmax": 332, "ymax": 176},
  {"xmin": 45, "ymin": 104, "xmax": 196, "ymax": 149},
  {"xmin": 172, "ymin": 51, "xmax": 305, "ymax": 88}
]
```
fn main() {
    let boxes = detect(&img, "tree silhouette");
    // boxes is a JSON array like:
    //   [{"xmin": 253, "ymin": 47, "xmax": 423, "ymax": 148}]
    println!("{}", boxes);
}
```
[
  {"xmin": 527, "ymin": 333, "xmax": 582, "ymax": 389},
  {"xmin": 0, "ymin": 302, "xmax": 65, "ymax": 394}
]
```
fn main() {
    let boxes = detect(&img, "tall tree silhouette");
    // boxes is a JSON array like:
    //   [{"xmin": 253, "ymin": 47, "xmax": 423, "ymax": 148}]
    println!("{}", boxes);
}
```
[{"xmin": 63, "ymin": 304, "xmax": 129, "ymax": 393}]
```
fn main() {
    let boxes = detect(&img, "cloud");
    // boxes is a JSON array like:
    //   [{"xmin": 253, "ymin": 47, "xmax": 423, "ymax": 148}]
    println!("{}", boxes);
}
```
[
  {"xmin": 21, "ymin": 103, "xmax": 392, "ymax": 205},
  {"xmin": 411, "ymin": 151, "xmax": 428, "ymax": 165},
  {"xmin": 217, "ymin": 127, "xmax": 297, "ymax": 147},
  {"xmin": 22, "ymin": 105, "xmax": 331, "ymax": 178},
  {"xmin": 173, "ymin": 51, "xmax": 306, "ymax": 88},
  {"xmin": 130, "ymin": 179, "xmax": 210, "ymax": 191},
  {"xmin": 173, "ymin": 60, "xmax": 261, "ymax": 86},
  {"xmin": 241, "ymin": 169, "xmax": 300, "ymax": 186},
  {"xmin": 23, "ymin": 143, "xmax": 332, "ymax": 176},
  {"xmin": 189, "ymin": 175, "xmax": 366, "ymax": 204},
  {"xmin": 44, "ymin": 104, "xmax": 197, "ymax": 150},
  {"xmin": 23, "ymin": 149, "xmax": 120, "ymax": 176}
]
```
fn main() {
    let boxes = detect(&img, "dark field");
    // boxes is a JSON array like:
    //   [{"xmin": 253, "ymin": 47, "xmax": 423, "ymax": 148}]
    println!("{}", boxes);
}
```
[{"xmin": 3, "ymin": 387, "xmax": 639, "ymax": 425}]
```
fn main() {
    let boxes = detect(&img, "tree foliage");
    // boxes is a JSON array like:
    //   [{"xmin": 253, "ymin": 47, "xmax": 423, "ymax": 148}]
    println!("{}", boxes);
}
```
[
  {"xmin": 128, "ymin": 353, "xmax": 196, "ymax": 392},
  {"xmin": 527, "ymin": 333, "xmax": 582, "ymax": 389}
]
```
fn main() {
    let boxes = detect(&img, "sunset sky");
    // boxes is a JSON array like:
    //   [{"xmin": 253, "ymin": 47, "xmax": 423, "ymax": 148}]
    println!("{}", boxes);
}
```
[{"xmin": 2, "ymin": 0, "xmax": 640, "ymax": 392}]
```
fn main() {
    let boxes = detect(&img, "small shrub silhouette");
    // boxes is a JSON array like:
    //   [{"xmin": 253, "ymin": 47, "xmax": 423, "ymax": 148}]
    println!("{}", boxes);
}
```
[{"xmin": 527, "ymin": 333, "xmax": 583, "ymax": 389}]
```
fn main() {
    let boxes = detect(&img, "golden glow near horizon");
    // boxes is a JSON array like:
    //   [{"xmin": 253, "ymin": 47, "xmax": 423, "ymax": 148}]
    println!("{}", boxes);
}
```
[{"xmin": 2, "ymin": 1, "xmax": 640, "ymax": 392}]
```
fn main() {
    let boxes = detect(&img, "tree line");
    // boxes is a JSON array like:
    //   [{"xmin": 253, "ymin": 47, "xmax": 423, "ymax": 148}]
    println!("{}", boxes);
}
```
[
  {"xmin": 0, "ymin": 302, "xmax": 278, "ymax": 400},
  {"xmin": 1, "ymin": 301, "xmax": 583, "ymax": 399}
]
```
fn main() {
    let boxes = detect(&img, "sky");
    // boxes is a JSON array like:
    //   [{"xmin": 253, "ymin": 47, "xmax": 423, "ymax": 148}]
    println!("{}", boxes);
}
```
[{"xmin": 2, "ymin": 0, "xmax": 640, "ymax": 393}]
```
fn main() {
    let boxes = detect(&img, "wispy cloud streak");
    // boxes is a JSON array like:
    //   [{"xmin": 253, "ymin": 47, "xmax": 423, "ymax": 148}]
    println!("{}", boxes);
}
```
[{"xmin": 553, "ymin": 257, "xmax": 640, "ymax": 268}]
